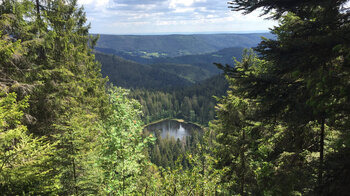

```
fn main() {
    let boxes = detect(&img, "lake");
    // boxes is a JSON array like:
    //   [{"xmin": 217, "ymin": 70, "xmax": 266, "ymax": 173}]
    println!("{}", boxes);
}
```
[{"xmin": 144, "ymin": 119, "xmax": 203, "ymax": 140}]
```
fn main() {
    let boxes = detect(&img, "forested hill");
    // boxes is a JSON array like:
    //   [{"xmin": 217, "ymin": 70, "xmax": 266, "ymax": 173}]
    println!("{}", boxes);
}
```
[
  {"xmin": 95, "ymin": 33, "xmax": 273, "ymax": 58},
  {"xmin": 130, "ymin": 74, "xmax": 228, "ymax": 125},
  {"xmin": 95, "ymin": 47, "xmax": 244, "ymax": 89},
  {"xmin": 94, "ymin": 33, "xmax": 264, "ymax": 90},
  {"xmin": 95, "ymin": 52, "xmax": 193, "ymax": 89},
  {"xmin": 95, "ymin": 50, "xmax": 230, "ymax": 125},
  {"xmin": 152, "ymin": 47, "xmax": 244, "ymax": 73},
  {"xmin": 2, "ymin": 0, "xmax": 349, "ymax": 195}
]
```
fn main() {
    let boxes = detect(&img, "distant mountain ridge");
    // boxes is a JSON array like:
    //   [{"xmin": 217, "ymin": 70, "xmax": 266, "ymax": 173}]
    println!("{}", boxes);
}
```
[
  {"xmin": 94, "ymin": 33, "xmax": 272, "ymax": 90},
  {"xmin": 95, "ymin": 52, "xmax": 193, "ymax": 90},
  {"xmin": 95, "ymin": 47, "xmax": 245, "ymax": 89},
  {"xmin": 95, "ymin": 33, "xmax": 273, "ymax": 58}
]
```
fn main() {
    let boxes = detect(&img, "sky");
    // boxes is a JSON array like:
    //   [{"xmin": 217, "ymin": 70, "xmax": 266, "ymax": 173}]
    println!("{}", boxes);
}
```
[{"xmin": 77, "ymin": 0, "xmax": 277, "ymax": 35}]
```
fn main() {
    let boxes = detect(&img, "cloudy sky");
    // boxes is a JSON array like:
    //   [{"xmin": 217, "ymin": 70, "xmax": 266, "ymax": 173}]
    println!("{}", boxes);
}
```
[{"xmin": 77, "ymin": 0, "xmax": 277, "ymax": 35}]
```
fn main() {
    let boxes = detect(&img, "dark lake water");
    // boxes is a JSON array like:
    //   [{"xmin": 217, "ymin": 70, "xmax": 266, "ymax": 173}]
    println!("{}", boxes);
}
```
[{"xmin": 144, "ymin": 120, "xmax": 203, "ymax": 140}]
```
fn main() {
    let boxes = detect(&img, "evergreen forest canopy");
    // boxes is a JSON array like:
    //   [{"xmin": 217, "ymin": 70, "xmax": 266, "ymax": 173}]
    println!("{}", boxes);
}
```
[
  {"xmin": 94, "ymin": 30, "xmax": 271, "ymax": 128},
  {"xmin": 0, "ymin": 0, "xmax": 349, "ymax": 195},
  {"xmin": 94, "ymin": 33, "xmax": 273, "ymax": 87},
  {"xmin": 95, "ymin": 47, "xmax": 244, "ymax": 88}
]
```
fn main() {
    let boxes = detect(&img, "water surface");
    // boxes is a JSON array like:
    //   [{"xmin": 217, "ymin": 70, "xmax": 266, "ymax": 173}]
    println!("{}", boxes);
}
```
[{"xmin": 145, "ymin": 120, "xmax": 202, "ymax": 140}]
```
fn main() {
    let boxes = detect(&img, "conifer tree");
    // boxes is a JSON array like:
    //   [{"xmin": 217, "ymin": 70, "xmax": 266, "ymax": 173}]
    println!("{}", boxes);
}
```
[
  {"xmin": 0, "ymin": 92, "xmax": 57, "ymax": 195},
  {"xmin": 213, "ymin": 51, "xmax": 267, "ymax": 195},
  {"xmin": 1, "ymin": 0, "xmax": 109, "ymax": 194},
  {"xmin": 217, "ymin": 0, "xmax": 350, "ymax": 194}
]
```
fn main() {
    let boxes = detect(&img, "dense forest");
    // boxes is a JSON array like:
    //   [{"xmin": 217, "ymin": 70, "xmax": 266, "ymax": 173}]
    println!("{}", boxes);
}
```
[
  {"xmin": 1, "ymin": 0, "xmax": 350, "ymax": 195},
  {"xmin": 95, "ymin": 52, "xmax": 194, "ymax": 89},
  {"xmin": 144, "ymin": 127, "xmax": 203, "ymax": 169},
  {"xmin": 95, "ymin": 47, "xmax": 244, "ymax": 89},
  {"xmin": 130, "ymin": 75, "xmax": 228, "ymax": 125}
]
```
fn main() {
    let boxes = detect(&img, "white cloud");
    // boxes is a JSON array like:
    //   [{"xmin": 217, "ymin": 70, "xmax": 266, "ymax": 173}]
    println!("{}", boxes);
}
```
[
  {"xmin": 173, "ymin": 7, "xmax": 195, "ymax": 13},
  {"xmin": 169, "ymin": 0, "xmax": 206, "ymax": 8},
  {"xmin": 77, "ymin": 0, "xmax": 93, "ymax": 5},
  {"xmin": 78, "ymin": 0, "xmax": 276, "ymax": 34},
  {"xmin": 78, "ymin": 0, "xmax": 110, "ymax": 8}
]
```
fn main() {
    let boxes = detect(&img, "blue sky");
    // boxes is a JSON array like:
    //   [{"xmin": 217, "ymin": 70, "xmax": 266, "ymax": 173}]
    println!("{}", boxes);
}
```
[{"xmin": 77, "ymin": 0, "xmax": 277, "ymax": 35}]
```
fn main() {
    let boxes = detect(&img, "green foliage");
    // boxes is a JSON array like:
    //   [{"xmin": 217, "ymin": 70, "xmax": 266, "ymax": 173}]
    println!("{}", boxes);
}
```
[
  {"xmin": 214, "ymin": 0, "xmax": 350, "ymax": 194},
  {"xmin": 95, "ymin": 53, "xmax": 192, "ymax": 89},
  {"xmin": 131, "ymin": 74, "xmax": 228, "ymax": 125},
  {"xmin": 0, "ymin": 92, "xmax": 57, "ymax": 195},
  {"xmin": 151, "ymin": 47, "xmax": 245, "ymax": 74},
  {"xmin": 98, "ymin": 87, "xmax": 154, "ymax": 195},
  {"xmin": 211, "ymin": 50, "xmax": 266, "ymax": 195},
  {"xmin": 213, "ymin": 49, "xmax": 335, "ymax": 195},
  {"xmin": 148, "ymin": 63, "xmax": 212, "ymax": 84},
  {"xmin": 1, "ymin": 0, "xmax": 109, "ymax": 194},
  {"xmin": 146, "ymin": 129, "xmax": 201, "ymax": 169},
  {"xmin": 96, "ymin": 47, "xmax": 246, "ymax": 89},
  {"xmin": 146, "ymin": 131, "xmax": 222, "ymax": 195},
  {"xmin": 1, "ymin": 0, "xmax": 348, "ymax": 194}
]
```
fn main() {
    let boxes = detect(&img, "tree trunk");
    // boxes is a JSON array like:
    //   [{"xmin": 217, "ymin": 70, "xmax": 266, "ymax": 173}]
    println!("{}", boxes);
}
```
[
  {"xmin": 201, "ymin": 142, "xmax": 205, "ymax": 196},
  {"xmin": 72, "ymin": 157, "xmax": 78, "ymax": 195},
  {"xmin": 240, "ymin": 129, "xmax": 246, "ymax": 196},
  {"xmin": 318, "ymin": 117, "xmax": 325, "ymax": 188},
  {"xmin": 35, "ymin": 0, "xmax": 40, "ymax": 19}
]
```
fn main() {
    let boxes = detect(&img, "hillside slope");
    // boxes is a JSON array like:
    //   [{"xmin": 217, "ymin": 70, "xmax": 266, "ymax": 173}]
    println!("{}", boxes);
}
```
[
  {"xmin": 95, "ymin": 33, "xmax": 273, "ymax": 58},
  {"xmin": 95, "ymin": 47, "xmax": 245, "ymax": 88},
  {"xmin": 152, "ymin": 47, "xmax": 244, "ymax": 73},
  {"xmin": 95, "ymin": 53, "xmax": 193, "ymax": 89}
]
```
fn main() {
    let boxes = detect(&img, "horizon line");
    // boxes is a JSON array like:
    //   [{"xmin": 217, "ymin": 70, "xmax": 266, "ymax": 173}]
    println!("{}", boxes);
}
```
[{"xmin": 90, "ymin": 30, "xmax": 271, "ymax": 36}]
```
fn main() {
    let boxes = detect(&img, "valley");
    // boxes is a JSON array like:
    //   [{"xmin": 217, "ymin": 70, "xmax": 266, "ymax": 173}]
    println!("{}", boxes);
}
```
[
  {"xmin": 94, "ymin": 33, "xmax": 269, "ymax": 126},
  {"xmin": 93, "ymin": 34, "xmax": 262, "ymax": 170},
  {"xmin": 3, "ymin": 1, "xmax": 349, "ymax": 195}
]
